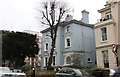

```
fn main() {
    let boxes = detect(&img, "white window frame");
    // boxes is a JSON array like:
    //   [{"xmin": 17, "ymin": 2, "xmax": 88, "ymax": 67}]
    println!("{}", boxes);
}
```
[
  {"xmin": 44, "ymin": 57, "xmax": 48, "ymax": 67},
  {"xmin": 66, "ymin": 26, "xmax": 70, "ymax": 33},
  {"xmin": 52, "ymin": 56, "xmax": 56, "ymax": 66},
  {"xmin": 102, "ymin": 50, "xmax": 109, "ymax": 68},
  {"xmin": 44, "ymin": 42, "xmax": 48, "ymax": 51},
  {"xmin": 65, "ymin": 37, "xmax": 71, "ymax": 48},
  {"xmin": 102, "ymin": 50, "xmax": 109, "ymax": 63},
  {"xmin": 101, "ymin": 27, "xmax": 107, "ymax": 42},
  {"xmin": 105, "ymin": 11, "xmax": 112, "ymax": 19}
]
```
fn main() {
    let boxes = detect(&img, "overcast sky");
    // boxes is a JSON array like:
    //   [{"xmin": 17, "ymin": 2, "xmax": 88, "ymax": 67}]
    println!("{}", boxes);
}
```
[{"xmin": 0, "ymin": 0, "xmax": 108, "ymax": 33}]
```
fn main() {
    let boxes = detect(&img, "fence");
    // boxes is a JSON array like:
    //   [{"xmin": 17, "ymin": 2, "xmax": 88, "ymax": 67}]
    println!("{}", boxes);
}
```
[{"xmin": 26, "ymin": 68, "xmax": 56, "ymax": 77}]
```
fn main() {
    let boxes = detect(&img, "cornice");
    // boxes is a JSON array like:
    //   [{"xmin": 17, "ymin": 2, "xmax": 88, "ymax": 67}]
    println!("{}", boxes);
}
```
[
  {"xmin": 98, "ymin": 6, "xmax": 111, "ymax": 13},
  {"xmin": 96, "ymin": 44, "xmax": 120, "ymax": 49},
  {"xmin": 94, "ymin": 19, "xmax": 115, "ymax": 29},
  {"xmin": 40, "ymin": 20, "xmax": 94, "ymax": 33}
]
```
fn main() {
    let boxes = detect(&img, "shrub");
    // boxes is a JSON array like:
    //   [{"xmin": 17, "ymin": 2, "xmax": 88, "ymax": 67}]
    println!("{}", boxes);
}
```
[
  {"xmin": 84, "ymin": 66, "xmax": 104, "ymax": 74},
  {"xmin": 90, "ymin": 66, "xmax": 104, "ymax": 72},
  {"xmin": 21, "ymin": 65, "xmax": 32, "ymax": 72}
]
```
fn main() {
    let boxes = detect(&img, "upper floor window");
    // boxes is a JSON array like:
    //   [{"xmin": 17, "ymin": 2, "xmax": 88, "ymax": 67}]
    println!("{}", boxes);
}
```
[
  {"xmin": 65, "ymin": 37, "xmax": 71, "ymax": 48},
  {"xmin": 66, "ymin": 26, "xmax": 70, "ymax": 33},
  {"xmin": 45, "ymin": 32, "xmax": 48, "ymax": 36},
  {"xmin": 45, "ymin": 32, "xmax": 50, "ymax": 39},
  {"xmin": 44, "ymin": 42, "xmax": 48, "ymax": 51},
  {"xmin": 101, "ymin": 27, "xmax": 107, "ymax": 41},
  {"xmin": 105, "ymin": 11, "xmax": 112, "ymax": 20}
]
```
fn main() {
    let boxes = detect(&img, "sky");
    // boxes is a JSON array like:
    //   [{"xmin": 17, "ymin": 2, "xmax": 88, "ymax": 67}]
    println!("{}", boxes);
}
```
[{"xmin": 0, "ymin": 0, "xmax": 108, "ymax": 33}]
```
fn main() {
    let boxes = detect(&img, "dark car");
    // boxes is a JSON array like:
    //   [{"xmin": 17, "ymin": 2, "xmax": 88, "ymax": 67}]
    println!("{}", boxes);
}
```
[{"xmin": 55, "ymin": 67, "xmax": 94, "ymax": 77}]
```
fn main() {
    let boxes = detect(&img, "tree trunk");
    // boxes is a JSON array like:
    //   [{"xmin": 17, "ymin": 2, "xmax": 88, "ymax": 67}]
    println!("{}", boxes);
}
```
[
  {"xmin": 47, "ymin": 48, "xmax": 54, "ymax": 70},
  {"xmin": 47, "ymin": 35, "xmax": 56, "ymax": 70}
]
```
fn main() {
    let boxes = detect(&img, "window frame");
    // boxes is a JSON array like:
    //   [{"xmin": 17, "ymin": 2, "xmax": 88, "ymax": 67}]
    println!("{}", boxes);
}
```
[
  {"xmin": 52, "ymin": 56, "xmax": 55, "ymax": 65},
  {"xmin": 44, "ymin": 42, "xmax": 49, "ymax": 51},
  {"xmin": 102, "ymin": 50, "xmax": 109, "ymax": 68},
  {"xmin": 105, "ymin": 11, "xmax": 112, "ymax": 20},
  {"xmin": 100, "ymin": 27, "xmax": 108, "ymax": 42},
  {"xmin": 44, "ymin": 57, "xmax": 48, "ymax": 67},
  {"xmin": 65, "ymin": 37, "xmax": 71, "ymax": 48},
  {"xmin": 66, "ymin": 25, "xmax": 70, "ymax": 33}
]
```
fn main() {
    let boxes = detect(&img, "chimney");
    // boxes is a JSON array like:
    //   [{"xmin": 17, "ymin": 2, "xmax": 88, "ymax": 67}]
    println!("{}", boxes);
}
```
[
  {"xmin": 65, "ymin": 14, "xmax": 73, "ymax": 21},
  {"xmin": 81, "ymin": 10, "xmax": 89, "ymax": 23}
]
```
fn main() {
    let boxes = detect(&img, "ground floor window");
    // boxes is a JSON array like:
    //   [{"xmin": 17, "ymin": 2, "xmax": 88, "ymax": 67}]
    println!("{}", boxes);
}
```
[
  {"xmin": 53, "ymin": 56, "xmax": 55, "ymax": 65},
  {"xmin": 66, "ymin": 56, "xmax": 71, "ymax": 64},
  {"xmin": 45, "ymin": 57, "xmax": 48, "ymax": 67},
  {"xmin": 102, "ymin": 50, "xmax": 109, "ymax": 68}
]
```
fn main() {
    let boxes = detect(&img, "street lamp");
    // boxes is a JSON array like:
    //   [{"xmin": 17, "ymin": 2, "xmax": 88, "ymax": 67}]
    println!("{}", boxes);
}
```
[{"xmin": 32, "ymin": 67, "xmax": 35, "ymax": 77}]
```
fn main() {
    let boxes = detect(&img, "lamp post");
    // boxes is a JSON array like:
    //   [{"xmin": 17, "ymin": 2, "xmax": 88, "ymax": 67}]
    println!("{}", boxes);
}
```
[{"xmin": 32, "ymin": 67, "xmax": 35, "ymax": 77}]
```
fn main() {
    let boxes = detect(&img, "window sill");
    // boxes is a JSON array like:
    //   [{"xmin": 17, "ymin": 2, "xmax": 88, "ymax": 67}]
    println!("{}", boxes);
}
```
[
  {"xmin": 87, "ymin": 61, "xmax": 92, "ymax": 63},
  {"xmin": 44, "ymin": 50, "xmax": 48, "ymax": 52},
  {"xmin": 65, "ymin": 46, "xmax": 71, "ymax": 49},
  {"xmin": 101, "ymin": 40, "xmax": 108, "ymax": 44},
  {"xmin": 66, "ymin": 32, "xmax": 70, "ymax": 33}
]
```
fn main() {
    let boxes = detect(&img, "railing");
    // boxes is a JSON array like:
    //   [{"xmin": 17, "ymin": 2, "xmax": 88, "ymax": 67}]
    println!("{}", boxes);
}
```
[{"xmin": 97, "ymin": 16, "xmax": 112, "ymax": 23}]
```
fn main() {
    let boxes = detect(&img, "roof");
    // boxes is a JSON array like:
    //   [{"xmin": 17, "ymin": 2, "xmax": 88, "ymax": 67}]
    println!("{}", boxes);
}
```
[
  {"xmin": 98, "ymin": 6, "xmax": 111, "ymax": 13},
  {"xmin": 98, "ymin": 0, "xmax": 120, "ymax": 13},
  {"xmin": 40, "ymin": 19, "xmax": 94, "ymax": 33},
  {"xmin": 107, "ymin": 0, "xmax": 120, "ymax": 3}
]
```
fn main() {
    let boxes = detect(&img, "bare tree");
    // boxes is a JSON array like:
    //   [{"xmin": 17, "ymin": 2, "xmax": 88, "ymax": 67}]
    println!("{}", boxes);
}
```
[{"xmin": 39, "ymin": 0, "xmax": 70, "ymax": 69}]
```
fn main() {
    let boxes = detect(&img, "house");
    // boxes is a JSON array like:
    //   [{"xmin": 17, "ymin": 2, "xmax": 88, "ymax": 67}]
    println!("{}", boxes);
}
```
[
  {"xmin": 23, "ymin": 30, "xmax": 42, "ymax": 67},
  {"xmin": 95, "ymin": 0, "xmax": 120, "ymax": 68},
  {"xmin": 40, "ymin": 10, "xmax": 96, "ymax": 68}
]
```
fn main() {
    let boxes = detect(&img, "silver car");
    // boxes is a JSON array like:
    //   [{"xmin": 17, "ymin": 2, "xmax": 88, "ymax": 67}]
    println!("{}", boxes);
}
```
[
  {"xmin": 109, "ymin": 67, "xmax": 120, "ymax": 77},
  {"xmin": 55, "ymin": 67, "xmax": 94, "ymax": 77},
  {"xmin": 0, "ymin": 67, "xmax": 26, "ymax": 77}
]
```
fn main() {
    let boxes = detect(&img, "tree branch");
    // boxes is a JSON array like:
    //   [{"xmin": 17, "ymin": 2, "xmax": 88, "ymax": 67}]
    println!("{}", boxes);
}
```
[{"xmin": 41, "ymin": 11, "xmax": 52, "ymax": 27}]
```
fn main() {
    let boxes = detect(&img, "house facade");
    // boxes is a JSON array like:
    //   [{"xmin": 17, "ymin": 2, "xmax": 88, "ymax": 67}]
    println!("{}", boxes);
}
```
[
  {"xmin": 41, "ymin": 10, "xmax": 96, "ymax": 68},
  {"xmin": 95, "ymin": 0, "xmax": 120, "ymax": 68},
  {"xmin": 23, "ymin": 30, "xmax": 42, "ymax": 67}
]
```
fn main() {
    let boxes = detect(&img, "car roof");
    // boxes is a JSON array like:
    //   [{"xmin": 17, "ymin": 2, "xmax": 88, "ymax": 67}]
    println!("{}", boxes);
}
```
[{"xmin": 61, "ymin": 67, "xmax": 79, "ymax": 70}]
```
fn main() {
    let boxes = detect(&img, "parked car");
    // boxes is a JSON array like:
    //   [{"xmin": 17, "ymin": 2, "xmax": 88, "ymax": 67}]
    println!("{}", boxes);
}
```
[
  {"xmin": 11, "ymin": 69, "xmax": 21, "ymax": 73},
  {"xmin": 109, "ymin": 67, "xmax": 120, "ymax": 77},
  {"xmin": 98, "ymin": 67, "xmax": 120, "ymax": 77},
  {"xmin": 0, "ymin": 67, "xmax": 26, "ymax": 77},
  {"xmin": 55, "ymin": 67, "xmax": 95, "ymax": 77}
]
